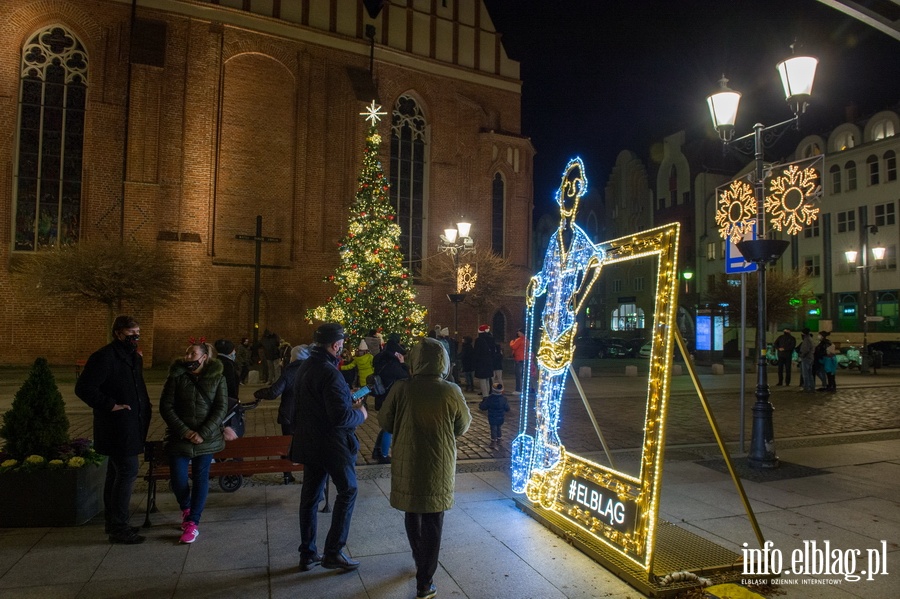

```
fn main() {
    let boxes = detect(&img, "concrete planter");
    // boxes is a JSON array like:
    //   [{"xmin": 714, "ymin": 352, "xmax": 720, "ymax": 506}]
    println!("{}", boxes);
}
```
[{"xmin": 0, "ymin": 458, "xmax": 106, "ymax": 527}]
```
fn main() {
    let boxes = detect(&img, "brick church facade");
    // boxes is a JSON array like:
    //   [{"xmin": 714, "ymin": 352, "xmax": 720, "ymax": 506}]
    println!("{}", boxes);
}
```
[{"xmin": 0, "ymin": 0, "xmax": 534, "ymax": 365}]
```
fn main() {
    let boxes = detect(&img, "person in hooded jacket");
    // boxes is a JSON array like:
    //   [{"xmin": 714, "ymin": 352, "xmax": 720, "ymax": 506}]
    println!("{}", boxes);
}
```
[
  {"xmin": 75, "ymin": 315, "xmax": 152, "ymax": 545},
  {"xmin": 159, "ymin": 340, "xmax": 228, "ymax": 544},
  {"xmin": 379, "ymin": 337, "xmax": 472, "ymax": 599}
]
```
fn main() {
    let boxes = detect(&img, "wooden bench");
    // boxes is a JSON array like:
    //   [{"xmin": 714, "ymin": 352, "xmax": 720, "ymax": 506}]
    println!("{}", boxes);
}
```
[{"xmin": 143, "ymin": 435, "xmax": 302, "ymax": 526}]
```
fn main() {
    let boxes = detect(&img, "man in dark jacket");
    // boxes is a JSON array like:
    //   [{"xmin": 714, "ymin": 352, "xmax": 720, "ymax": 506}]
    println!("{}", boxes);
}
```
[
  {"xmin": 473, "ymin": 324, "xmax": 496, "ymax": 396},
  {"xmin": 291, "ymin": 323, "xmax": 367, "ymax": 572},
  {"xmin": 74, "ymin": 315, "xmax": 151, "ymax": 545},
  {"xmin": 214, "ymin": 339, "xmax": 240, "ymax": 400},
  {"xmin": 775, "ymin": 328, "xmax": 797, "ymax": 386}
]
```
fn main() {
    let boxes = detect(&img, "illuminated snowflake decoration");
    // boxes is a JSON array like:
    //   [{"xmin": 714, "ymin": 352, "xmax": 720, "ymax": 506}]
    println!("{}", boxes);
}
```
[
  {"xmin": 715, "ymin": 180, "xmax": 757, "ymax": 244},
  {"xmin": 457, "ymin": 263, "xmax": 477, "ymax": 293},
  {"xmin": 765, "ymin": 164, "xmax": 821, "ymax": 235},
  {"xmin": 359, "ymin": 100, "xmax": 387, "ymax": 125}
]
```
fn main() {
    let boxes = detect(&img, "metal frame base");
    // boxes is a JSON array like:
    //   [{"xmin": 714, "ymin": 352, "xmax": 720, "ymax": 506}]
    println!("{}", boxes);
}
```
[{"xmin": 514, "ymin": 496, "xmax": 758, "ymax": 597}]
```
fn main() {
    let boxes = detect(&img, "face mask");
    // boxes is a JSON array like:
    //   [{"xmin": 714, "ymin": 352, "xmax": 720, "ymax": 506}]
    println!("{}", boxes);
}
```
[
  {"xmin": 120, "ymin": 333, "xmax": 140, "ymax": 351},
  {"xmin": 185, "ymin": 359, "xmax": 202, "ymax": 372},
  {"xmin": 228, "ymin": 351, "xmax": 236, "ymax": 361}
]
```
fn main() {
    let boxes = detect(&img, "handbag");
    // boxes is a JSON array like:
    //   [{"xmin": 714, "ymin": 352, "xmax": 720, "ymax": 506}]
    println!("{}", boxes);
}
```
[{"xmin": 366, "ymin": 373, "xmax": 387, "ymax": 397}]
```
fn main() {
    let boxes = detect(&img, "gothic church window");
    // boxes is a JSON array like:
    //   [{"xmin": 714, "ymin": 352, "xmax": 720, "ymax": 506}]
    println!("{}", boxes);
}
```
[
  {"xmin": 14, "ymin": 25, "xmax": 88, "ymax": 251},
  {"xmin": 390, "ymin": 95, "xmax": 428, "ymax": 276},
  {"xmin": 491, "ymin": 173, "xmax": 505, "ymax": 255}
]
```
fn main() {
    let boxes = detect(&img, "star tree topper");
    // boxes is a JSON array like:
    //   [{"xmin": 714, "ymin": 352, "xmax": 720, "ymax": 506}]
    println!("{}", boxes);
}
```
[{"xmin": 360, "ymin": 100, "xmax": 387, "ymax": 125}]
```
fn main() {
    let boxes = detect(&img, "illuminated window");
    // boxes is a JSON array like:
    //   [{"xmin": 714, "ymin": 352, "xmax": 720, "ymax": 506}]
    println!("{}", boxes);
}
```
[
  {"xmin": 706, "ymin": 242, "xmax": 716, "ymax": 261},
  {"xmin": 836, "ymin": 131, "xmax": 855, "ymax": 151},
  {"xmin": 803, "ymin": 255, "xmax": 821, "ymax": 277},
  {"xmin": 491, "ymin": 172, "xmax": 505, "ymax": 256},
  {"xmin": 803, "ymin": 219, "xmax": 820, "ymax": 238},
  {"xmin": 867, "ymin": 155, "xmax": 879, "ymax": 186},
  {"xmin": 885, "ymin": 150, "xmax": 896, "ymax": 182},
  {"xmin": 837, "ymin": 210, "xmax": 856, "ymax": 233},
  {"xmin": 874, "ymin": 245, "xmax": 897, "ymax": 271},
  {"xmin": 872, "ymin": 119, "xmax": 896, "ymax": 140},
  {"xmin": 610, "ymin": 303, "xmax": 645, "ymax": 331},
  {"xmin": 390, "ymin": 95, "xmax": 428, "ymax": 275},
  {"xmin": 830, "ymin": 164, "xmax": 841, "ymax": 194},
  {"xmin": 875, "ymin": 202, "xmax": 895, "ymax": 227},
  {"xmin": 14, "ymin": 25, "xmax": 88, "ymax": 251},
  {"xmin": 846, "ymin": 161, "xmax": 857, "ymax": 191}
]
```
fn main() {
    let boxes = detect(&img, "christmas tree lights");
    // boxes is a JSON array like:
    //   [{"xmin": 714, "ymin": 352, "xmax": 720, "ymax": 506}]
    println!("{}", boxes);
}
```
[{"xmin": 307, "ymin": 101, "xmax": 427, "ymax": 344}]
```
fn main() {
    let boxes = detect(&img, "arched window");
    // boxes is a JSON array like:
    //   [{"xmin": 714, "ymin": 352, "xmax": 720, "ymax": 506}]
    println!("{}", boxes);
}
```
[
  {"xmin": 867, "ymin": 155, "xmax": 880, "ymax": 186},
  {"xmin": 829, "ymin": 164, "xmax": 841, "ymax": 194},
  {"xmin": 885, "ymin": 150, "xmax": 897, "ymax": 182},
  {"xmin": 610, "ymin": 303, "xmax": 645, "ymax": 331},
  {"xmin": 14, "ymin": 25, "xmax": 88, "ymax": 251},
  {"xmin": 390, "ymin": 95, "xmax": 427, "ymax": 275},
  {"xmin": 846, "ymin": 161, "xmax": 857, "ymax": 191},
  {"xmin": 872, "ymin": 119, "xmax": 895, "ymax": 140},
  {"xmin": 491, "ymin": 172, "xmax": 504, "ymax": 255}
]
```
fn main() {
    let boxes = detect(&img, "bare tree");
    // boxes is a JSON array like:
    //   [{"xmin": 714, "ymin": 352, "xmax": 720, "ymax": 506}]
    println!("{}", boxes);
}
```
[
  {"xmin": 13, "ymin": 240, "xmax": 178, "ymax": 339},
  {"xmin": 423, "ymin": 251, "xmax": 526, "ymax": 322},
  {"xmin": 703, "ymin": 269, "xmax": 816, "ymax": 332}
]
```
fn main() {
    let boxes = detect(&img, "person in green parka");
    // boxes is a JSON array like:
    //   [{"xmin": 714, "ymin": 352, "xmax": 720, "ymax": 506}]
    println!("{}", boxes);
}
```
[
  {"xmin": 379, "ymin": 337, "xmax": 472, "ymax": 599},
  {"xmin": 159, "ymin": 340, "xmax": 228, "ymax": 544}
]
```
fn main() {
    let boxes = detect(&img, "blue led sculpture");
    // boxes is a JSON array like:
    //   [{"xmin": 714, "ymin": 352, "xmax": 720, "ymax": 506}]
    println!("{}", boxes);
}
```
[{"xmin": 511, "ymin": 157, "xmax": 605, "ymax": 494}]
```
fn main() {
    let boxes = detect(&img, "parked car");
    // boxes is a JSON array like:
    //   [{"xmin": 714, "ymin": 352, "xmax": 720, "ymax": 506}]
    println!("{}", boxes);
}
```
[
  {"xmin": 866, "ymin": 341, "xmax": 900, "ymax": 367},
  {"xmin": 574, "ymin": 336, "xmax": 626, "ymax": 359},
  {"xmin": 638, "ymin": 342, "xmax": 652, "ymax": 359},
  {"xmin": 621, "ymin": 337, "xmax": 647, "ymax": 358}
]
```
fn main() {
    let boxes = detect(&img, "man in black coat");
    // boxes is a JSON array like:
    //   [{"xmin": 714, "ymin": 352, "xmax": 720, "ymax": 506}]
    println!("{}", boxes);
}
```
[
  {"xmin": 473, "ymin": 324, "xmax": 497, "ymax": 396},
  {"xmin": 74, "ymin": 315, "xmax": 152, "ymax": 545},
  {"xmin": 291, "ymin": 323, "xmax": 368, "ymax": 572},
  {"xmin": 775, "ymin": 328, "xmax": 797, "ymax": 387}
]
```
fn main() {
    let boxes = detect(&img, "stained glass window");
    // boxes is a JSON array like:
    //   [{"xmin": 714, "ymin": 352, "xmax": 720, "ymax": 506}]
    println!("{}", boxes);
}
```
[{"xmin": 390, "ymin": 95, "xmax": 427, "ymax": 276}]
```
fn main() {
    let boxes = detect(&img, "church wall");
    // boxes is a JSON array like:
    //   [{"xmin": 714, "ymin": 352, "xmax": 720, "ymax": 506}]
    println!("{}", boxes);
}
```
[{"xmin": 0, "ymin": 0, "xmax": 532, "ymax": 365}]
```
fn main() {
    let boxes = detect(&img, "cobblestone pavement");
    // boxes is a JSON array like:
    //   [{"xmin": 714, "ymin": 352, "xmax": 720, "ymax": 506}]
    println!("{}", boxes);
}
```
[{"xmin": 4, "ymin": 360, "xmax": 899, "ymax": 468}]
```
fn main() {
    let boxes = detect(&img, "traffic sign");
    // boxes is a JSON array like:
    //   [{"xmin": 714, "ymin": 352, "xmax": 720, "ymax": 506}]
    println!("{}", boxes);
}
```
[{"xmin": 725, "ymin": 224, "xmax": 758, "ymax": 274}]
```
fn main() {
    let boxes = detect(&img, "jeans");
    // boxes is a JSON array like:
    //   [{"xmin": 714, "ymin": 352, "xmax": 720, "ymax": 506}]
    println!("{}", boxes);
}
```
[
  {"xmin": 373, "ymin": 429, "xmax": 392, "ymax": 457},
  {"xmin": 169, "ymin": 453, "xmax": 213, "ymax": 525},
  {"xmin": 299, "ymin": 457, "xmax": 358, "ymax": 556},
  {"xmin": 478, "ymin": 377, "xmax": 491, "ymax": 396},
  {"xmin": 105, "ymin": 454, "xmax": 139, "ymax": 533},
  {"xmin": 463, "ymin": 371, "xmax": 474, "ymax": 391},
  {"xmin": 405, "ymin": 512, "xmax": 444, "ymax": 591},
  {"xmin": 801, "ymin": 360, "xmax": 815, "ymax": 391},
  {"xmin": 490, "ymin": 423, "xmax": 503, "ymax": 440},
  {"xmin": 514, "ymin": 361, "xmax": 524, "ymax": 392}
]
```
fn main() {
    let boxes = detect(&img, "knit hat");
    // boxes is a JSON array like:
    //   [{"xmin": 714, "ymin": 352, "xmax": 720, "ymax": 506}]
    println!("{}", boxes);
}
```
[
  {"xmin": 290, "ymin": 344, "xmax": 310, "ymax": 362},
  {"xmin": 478, "ymin": 324, "xmax": 490, "ymax": 333},
  {"xmin": 358, "ymin": 339, "xmax": 369, "ymax": 351},
  {"xmin": 314, "ymin": 323, "xmax": 347, "ymax": 344},
  {"xmin": 492, "ymin": 382, "xmax": 504, "ymax": 393},
  {"xmin": 441, "ymin": 327, "xmax": 450, "ymax": 337},
  {"xmin": 214, "ymin": 339, "xmax": 234, "ymax": 355}
]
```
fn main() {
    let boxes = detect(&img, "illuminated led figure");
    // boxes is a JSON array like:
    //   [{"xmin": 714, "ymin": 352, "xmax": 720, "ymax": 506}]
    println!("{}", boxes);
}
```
[{"xmin": 511, "ymin": 157, "xmax": 604, "ymax": 494}]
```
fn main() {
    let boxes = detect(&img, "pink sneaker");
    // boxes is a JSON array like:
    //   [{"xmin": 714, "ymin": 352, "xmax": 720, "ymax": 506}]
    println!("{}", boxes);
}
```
[
  {"xmin": 181, "ymin": 509, "xmax": 191, "ymax": 530},
  {"xmin": 179, "ymin": 522, "xmax": 199, "ymax": 544}
]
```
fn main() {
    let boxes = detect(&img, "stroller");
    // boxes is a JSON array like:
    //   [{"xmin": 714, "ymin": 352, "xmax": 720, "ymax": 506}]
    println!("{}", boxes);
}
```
[{"xmin": 216, "ymin": 396, "xmax": 261, "ymax": 492}]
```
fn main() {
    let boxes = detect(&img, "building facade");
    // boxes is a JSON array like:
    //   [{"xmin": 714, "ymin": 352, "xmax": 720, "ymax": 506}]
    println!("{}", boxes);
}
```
[{"xmin": 0, "ymin": 0, "xmax": 534, "ymax": 365}]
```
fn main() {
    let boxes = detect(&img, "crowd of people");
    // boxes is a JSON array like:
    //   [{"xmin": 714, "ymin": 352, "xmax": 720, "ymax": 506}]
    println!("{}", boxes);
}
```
[{"xmin": 75, "ymin": 316, "xmax": 518, "ymax": 599}]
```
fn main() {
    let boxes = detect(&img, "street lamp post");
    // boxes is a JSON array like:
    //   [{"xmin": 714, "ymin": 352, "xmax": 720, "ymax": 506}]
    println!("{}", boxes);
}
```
[
  {"xmin": 439, "ymin": 222, "xmax": 475, "ymax": 338},
  {"xmin": 707, "ymin": 49, "xmax": 817, "ymax": 469},
  {"xmin": 845, "ymin": 225, "xmax": 886, "ymax": 361}
]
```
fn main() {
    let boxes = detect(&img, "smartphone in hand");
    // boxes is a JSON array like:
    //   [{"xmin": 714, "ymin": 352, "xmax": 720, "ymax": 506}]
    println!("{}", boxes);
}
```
[{"xmin": 352, "ymin": 386, "xmax": 370, "ymax": 400}]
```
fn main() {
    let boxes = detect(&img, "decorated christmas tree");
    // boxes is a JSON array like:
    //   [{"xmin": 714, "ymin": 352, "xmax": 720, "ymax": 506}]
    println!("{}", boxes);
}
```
[{"xmin": 307, "ymin": 101, "xmax": 427, "ymax": 343}]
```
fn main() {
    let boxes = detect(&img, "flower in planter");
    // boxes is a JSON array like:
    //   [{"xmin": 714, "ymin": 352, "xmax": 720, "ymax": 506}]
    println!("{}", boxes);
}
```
[{"xmin": 1, "ymin": 359, "xmax": 105, "ymax": 475}]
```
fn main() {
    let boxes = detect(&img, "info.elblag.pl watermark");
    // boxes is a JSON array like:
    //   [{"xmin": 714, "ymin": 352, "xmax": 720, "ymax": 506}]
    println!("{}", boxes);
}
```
[{"xmin": 742, "ymin": 540, "xmax": 890, "ymax": 585}]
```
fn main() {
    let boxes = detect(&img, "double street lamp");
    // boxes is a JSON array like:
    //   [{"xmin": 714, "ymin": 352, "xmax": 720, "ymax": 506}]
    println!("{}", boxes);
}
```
[
  {"xmin": 707, "ymin": 48, "xmax": 818, "ymax": 469},
  {"xmin": 439, "ymin": 221, "xmax": 475, "ymax": 338},
  {"xmin": 845, "ymin": 225, "xmax": 886, "ymax": 354}
]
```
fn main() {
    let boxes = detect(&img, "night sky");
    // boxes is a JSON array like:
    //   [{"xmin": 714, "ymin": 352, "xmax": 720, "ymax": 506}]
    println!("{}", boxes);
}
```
[{"xmin": 482, "ymin": 0, "xmax": 900, "ymax": 217}]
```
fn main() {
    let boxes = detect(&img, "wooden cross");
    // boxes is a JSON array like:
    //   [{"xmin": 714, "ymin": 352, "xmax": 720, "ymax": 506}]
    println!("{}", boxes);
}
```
[{"xmin": 235, "ymin": 215, "xmax": 281, "ymax": 344}]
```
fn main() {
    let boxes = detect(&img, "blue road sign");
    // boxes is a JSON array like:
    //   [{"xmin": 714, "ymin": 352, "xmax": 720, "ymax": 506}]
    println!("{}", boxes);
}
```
[{"xmin": 725, "ymin": 225, "xmax": 758, "ymax": 274}]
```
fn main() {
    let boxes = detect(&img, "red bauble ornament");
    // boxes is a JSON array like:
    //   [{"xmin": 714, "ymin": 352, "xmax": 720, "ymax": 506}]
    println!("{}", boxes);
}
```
[
  {"xmin": 373, "ymin": 248, "xmax": 379, "ymax": 254},
  {"xmin": 388, "ymin": 215, "xmax": 394, "ymax": 220}
]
